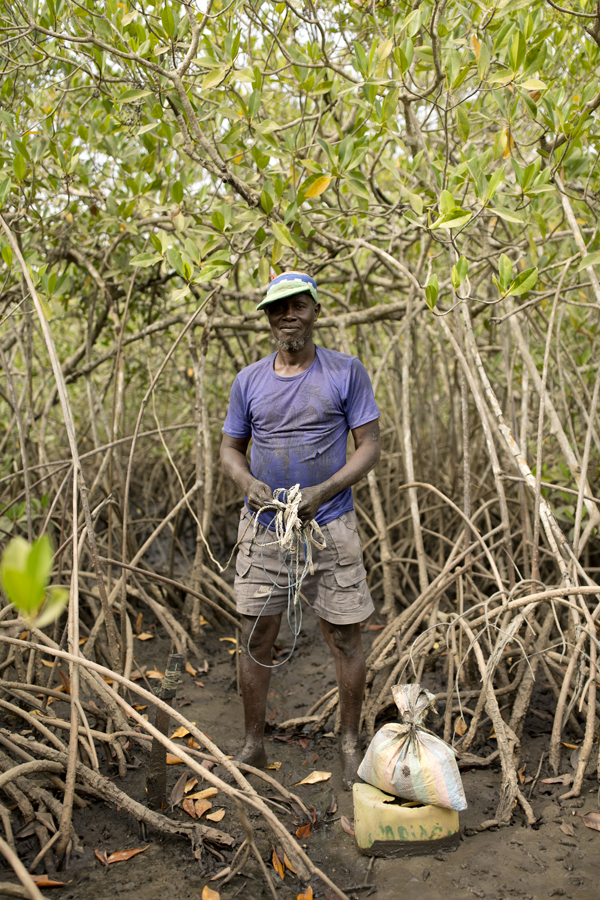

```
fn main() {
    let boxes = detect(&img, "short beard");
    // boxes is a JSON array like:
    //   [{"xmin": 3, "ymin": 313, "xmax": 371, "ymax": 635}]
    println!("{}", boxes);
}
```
[{"xmin": 276, "ymin": 332, "xmax": 312, "ymax": 352}]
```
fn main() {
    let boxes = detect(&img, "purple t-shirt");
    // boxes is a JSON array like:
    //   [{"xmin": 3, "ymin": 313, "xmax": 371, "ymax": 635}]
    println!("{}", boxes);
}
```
[{"xmin": 223, "ymin": 346, "xmax": 380, "ymax": 528}]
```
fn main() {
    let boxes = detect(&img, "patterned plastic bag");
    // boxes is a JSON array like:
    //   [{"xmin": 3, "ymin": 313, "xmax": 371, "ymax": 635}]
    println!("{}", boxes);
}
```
[{"xmin": 358, "ymin": 684, "xmax": 467, "ymax": 811}]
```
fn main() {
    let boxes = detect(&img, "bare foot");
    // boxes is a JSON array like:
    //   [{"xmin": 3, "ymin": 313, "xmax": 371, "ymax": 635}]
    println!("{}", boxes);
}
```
[
  {"xmin": 340, "ymin": 741, "xmax": 363, "ymax": 791},
  {"xmin": 235, "ymin": 741, "xmax": 268, "ymax": 768}
]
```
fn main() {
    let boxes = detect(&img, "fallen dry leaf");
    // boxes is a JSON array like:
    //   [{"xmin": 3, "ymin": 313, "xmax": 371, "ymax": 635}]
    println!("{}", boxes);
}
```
[
  {"xmin": 560, "ymin": 742, "xmax": 580, "ymax": 750},
  {"xmin": 517, "ymin": 764, "xmax": 526, "ymax": 785},
  {"xmin": 560, "ymin": 822, "xmax": 575, "ymax": 836},
  {"xmin": 170, "ymin": 723, "xmax": 195, "ymax": 740},
  {"xmin": 201, "ymin": 887, "xmax": 220, "ymax": 900},
  {"xmin": 367, "ymin": 624, "xmax": 384, "ymax": 631},
  {"xmin": 169, "ymin": 772, "xmax": 189, "ymax": 809},
  {"xmin": 31, "ymin": 876, "xmax": 71, "ymax": 887},
  {"xmin": 199, "ymin": 615, "xmax": 209, "ymax": 626},
  {"xmin": 267, "ymin": 761, "xmax": 282, "ymax": 770},
  {"xmin": 272, "ymin": 848, "xmax": 285, "ymax": 880},
  {"xmin": 195, "ymin": 799, "xmax": 212, "ymax": 818},
  {"xmin": 295, "ymin": 771, "xmax": 332, "ymax": 786},
  {"xmin": 297, "ymin": 888, "xmax": 313, "ymax": 900},
  {"xmin": 326, "ymin": 794, "xmax": 338, "ymax": 816},
  {"xmin": 341, "ymin": 816, "xmax": 355, "ymax": 836},
  {"xmin": 96, "ymin": 847, "xmax": 149, "ymax": 864},
  {"xmin": 182, "ymin": 798, "xmax": 197, "ymax": 818},
  {"xmin": 135, "ymin": 632, "xmax": 154, "ymax": 641},
  {"xmin": 58, "ymin": 670, "xmax": 70, "ymax": 694},
  {"xmin": 454, "ymin": 717, "xmax": 467, "ymax": 737},
  {"xmin": 296, "ymin": 822, "xmax": 311, "ymax": 839},
  {"xmin": 283, "ymin": 851, "xmax": 296, "ymax": 873},
  {"xmin": 135, "ymin": 612, "xmax": 143, "ymax": 634},
  {"xmin": 187, "ymin": 788, "xmax": 218, "ymax": 801},
  {"xmin": 219, "ymin": 637, "xmax": 237, "ymax": 644},
  {"xmin": 188, "ymin": 736, "xmax": 202, "ymax": 749},
  {"xmin": 194, "ymin": 681, "xmax": 205, "ymax": 688},
  {"xmin": 146, "ymin": 669, "xmax": 164, "ymax": 680},
  {"xmin": 206, "ymin": 808, "xmax": 225, "ymax": 822},
  {"xmin": 186, "ymin": 662, "xmax": 197, "ymax": 676},
  {"xmin": 166, "ymin": 753, "xmax": 184, "ymax": 765},
  {"xmin": 133, "ymin": 704, "xmax": 148, "ymax": 711},
  {"xmin": 185, "ymin": 777, "xmax": 198, "ymax": 793},
  {"xmin": 578, "ymin": 811, "xmax": 600, "ymax": 832}
]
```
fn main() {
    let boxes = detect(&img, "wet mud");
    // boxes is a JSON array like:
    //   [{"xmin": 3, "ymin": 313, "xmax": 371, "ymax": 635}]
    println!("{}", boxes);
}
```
[{"xmin": 2, "ymin": 607, "xmax": 599, "ymax": 900}]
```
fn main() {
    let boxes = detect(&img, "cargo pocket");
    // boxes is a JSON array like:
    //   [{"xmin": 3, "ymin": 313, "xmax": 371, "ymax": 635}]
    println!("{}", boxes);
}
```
[
  {"xmin": 325, "ymin": 513, "xmax": 364, "ymax": 566},
  {"xmin": 236, "ymin": 552, "xmax": 252, "ymax": 578},
  {"xmin": 333, "ymin": 562, "xmax": 367, "ymax": 590}
]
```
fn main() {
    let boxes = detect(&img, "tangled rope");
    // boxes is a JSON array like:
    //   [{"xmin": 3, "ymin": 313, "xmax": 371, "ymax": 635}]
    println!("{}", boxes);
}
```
[{"xmin": 245, "ymin": 484, "xmax": 327, "ymax": 668}]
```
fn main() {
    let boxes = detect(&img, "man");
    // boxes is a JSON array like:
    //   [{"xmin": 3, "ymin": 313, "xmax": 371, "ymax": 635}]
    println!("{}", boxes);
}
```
[{"xmin": 220, "ymin": 271, "xmax": 380, "ymax": 789}]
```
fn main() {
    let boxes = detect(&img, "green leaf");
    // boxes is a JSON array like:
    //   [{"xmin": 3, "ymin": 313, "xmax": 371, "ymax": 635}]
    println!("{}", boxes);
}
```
[
  {"xmin": 578, "ymin": 250, "xmax": 600, "ymax": 272},
  {"xmin": 202, "ymin": 68, "xmax": 228, "ymax": 91},
  {"xmin": 13, "ymin": 154, "xmax": 26, "ymax": 182},
  {"xmin": 489, "ymin": 206, "xmax": 523, "ymax": 224},
  {"xmin": 304, "ymin": 176, "xmax": 331, "ymax": 198},
  {"xmin": 272, "ymin": 222, "xmax": 293, "ymax": 248},
  {"xmin": 0, "ymin": 177, "xmax": 11, "ymax": 205},
  {"xmin": 260, "ymin": 186, "xmax": 274, "ymax": 215},
  {"xmin": 431, "ymin": 208, "xmax": 472, "ymax": 230},
  {"xmin": 120, "ymin": 89, "xmax": 154, "ymax": 103},
  {"xmin": 171, "ymin": 181, "xmax": 184, "ymax": 204},
  {"xmin": 439, "ymin": 190, "xmax": 455, "ymax": 214},
  {"xmin": 2, "ymin": 245, "xmax": 12, "ymax": 267},
  {"xmin": 130, "ymin": 252, "xmax": 163, "ymax": 268},
  {"xmin": 258, "ymin": 257, "xmax": 270, "ymax": 283},
  {"xmin": 425, "ymin": 274, "xmax": 438, "ymax": 310},
  {"xmin": 377, "ymin": 37, "xmax": 394, "ymax": 61},
  {"xmin": 33, "ymin": 586, "xmax": 69, "ymax": 629},
  {"xmin": 166, "ymin": 247, "xmax": 186, "ymax": 277},
  {"xmin": 211, "ymin": 211, "xmax": 225, "ymax": 232},
  {"xmin": 456, "ymin": 107, "xmax": 470, "ymax": 143},
  {"xmin": 451, "ymin": 256, "xmax": 469, "ymax": 289},
  {"xmin": 1, "ymin": 535, "xmax": 52, "ymax": 616},
  {"xmin": 506, "ymin": 266, "xmax": 538, "ymax": 296},
  {"xmin": 520, "ymin": 78, "xmax": 547, "ymax": 90},
  {"xmin": 499, "ymin": 253, "xmax": 513, "ymax": 288},
  {"xmin": 477, "ymin": 42, "xmax": 490, "ymax": 79},
  {"xmin": 510, "ymin": 31, "xmax": 526, "ymax": 72},
  {"xmin": 408, "ymin": 193, "xmax": 423, "ymax": 215},
  {"xmin": 161, "ymin": 6, "xmax": 175, "ymax": 39}
]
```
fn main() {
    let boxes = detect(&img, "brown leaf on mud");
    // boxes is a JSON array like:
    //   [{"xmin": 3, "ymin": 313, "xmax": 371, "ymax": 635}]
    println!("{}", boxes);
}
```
[
  {"xmin": 187, "ymin": 788, "xmax": 218, "ymax": 801},
  {"xmin": 368, "ymin": 624, "xmax": 384, "ymax": 631},
  {"xmin": 454, "ymin": 717, "xmax": 467, "ymax": 737},
  {"xmin": 206, "ymin": 808, "xmax": 225, "ymax": 822},
  {"xmin": 272, "ymin": 848, "xmax": 285, "ymax": 880},
  {"xmin": 188, "ymin": 737, "xmax": 202, "ymax": 749},
  {"xmin": 146, "ymin": 669, "xmax": 164, "ymax": 679},
  {"xmin": 185, "ymin": 777, "xmax": 198, "ymax": 793},
  {"xmin": 267, "ymin": 761, "xmax": 282, "ymax": 770},
  {"xmin": 326, "ymin": 794, "xmax": 338, "ymax": 816},
  {"xmin": 298, "ymin": 737, "xmax": 310, "ymax": 749},
  {"xmin": 195, "ymin": 799, "xmax": 212, "ymax": 817},
  {"xmin": 578, "ymin": 811, "xmax": 600, "ymax": 832},
  {"xmin": 194, "ymin": 681, "xmax": 205, "ymax": 688},
  {"xmin": 517, "ymin": 764, "xmax": 526, "ymax": 784},
  {"xmin": 58, "ymin": 670, "xmax": 70, "ymax": 694},
  {"xmin": 135, "ymin": 612, "xmax": 143, "ymax": 634},
  {"xmin": 96, "ymin": 847, "xmax": 149, "ymax": 865},
  {"xmin": 210, "ymin": 867, "xmax": 230, "ymax": 881},
  {"xmin": 542, "ymin": 774, "xmax": 573, "ymax": 785},
  {"xmin": 341, "ymin": 816, "xmax": 355, "ymax": 836},
  {"xmin": 297, "ymin": 888, "xmax": 313, "ymax": 900},
  {"xmin": 106, "ymin": 847, "xmax": 149, "ymax": 863},
  {"xmin": 560, "ymin": 822, "xmax": 575, "ymax": 836},
  {"xmin": 201, "ymin": 888, "xmax": 220, "ymax": 900},
  {"xmin": 133, "ymin": 704, "xmax": 148, "ymax": 711},
  {"xmin": 170, "ymin": 723, "xmax": 195, "ymax": 739},
  {"xmin": 283, "ymin": 851, "xmax": 296, "ymax": 873},
  {"xmin": 166, "ymin": 753, "xmax": 184, "ymax": 765},
  {"xmin": 31, "ymin": 875, "xmax": 72, "ymax": 887},
  {"xmin": 186, "ymin": 661, "xmax": 197, "ymax": 676},
  {"xmin": 135, "ymin": 632, "xmax": 154, "ymax": 641},
  {"xmin": 182, "ymin": 798, "xmax": 197, "ymax": 818},
  {"xmin": 168, "ymin": 772, "xmax": 189, "ymax": 808},
  {"xmin": 296, "ymin": 822, "xmax": 311, "ymax": 839},
  {"xmin": 295, "ymin": 771, "xmax": 331, "ymax": 786}
]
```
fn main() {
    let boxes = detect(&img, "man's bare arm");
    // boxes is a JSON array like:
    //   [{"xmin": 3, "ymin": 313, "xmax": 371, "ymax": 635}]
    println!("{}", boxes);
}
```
[
  {"xmin": 297, "ymin": 418, "xmax": 381, "ymax": 522},
  {"xmin": 219, "ymin": 433, "xmax": 273, "ymax": 511}
]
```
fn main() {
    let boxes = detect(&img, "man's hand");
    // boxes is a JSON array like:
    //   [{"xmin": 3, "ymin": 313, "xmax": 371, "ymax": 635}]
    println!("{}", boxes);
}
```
[
  {"xmin": 297, "ymin": 484, "xmax": 328, "ymax": 524},
  {"xmin": 246, "ymin": 478, "xmax": 273, "ymax": 513}
]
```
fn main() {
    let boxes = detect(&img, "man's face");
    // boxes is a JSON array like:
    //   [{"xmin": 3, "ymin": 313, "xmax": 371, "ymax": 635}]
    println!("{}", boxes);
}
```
[{"xmin": 265, "ymin": 291, "xmax": 320, "ymax": 351}]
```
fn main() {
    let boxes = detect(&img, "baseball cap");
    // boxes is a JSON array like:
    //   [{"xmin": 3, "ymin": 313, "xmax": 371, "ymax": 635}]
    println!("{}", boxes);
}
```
[{"xmin": 256, "ymin": 271, "xmax": 318, "ymax": 311}]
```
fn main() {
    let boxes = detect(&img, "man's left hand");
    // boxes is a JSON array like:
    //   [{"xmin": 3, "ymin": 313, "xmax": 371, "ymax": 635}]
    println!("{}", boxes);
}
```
[{"xmin": 297, "ymin": 484, "xmax": 328, "ymax": 524}]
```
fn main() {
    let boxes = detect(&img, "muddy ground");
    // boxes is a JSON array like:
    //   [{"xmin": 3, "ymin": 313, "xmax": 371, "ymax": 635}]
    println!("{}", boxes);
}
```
[{"xmin": 2, "ymin": 600, "xmax": 600, "ymax": 900}]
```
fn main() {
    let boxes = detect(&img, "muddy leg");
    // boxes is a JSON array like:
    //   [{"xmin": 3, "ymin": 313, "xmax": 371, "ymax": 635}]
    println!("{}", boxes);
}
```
[
  {"xmin": 236, "ymin": 613, "xmax": 282, "ymax": 768},
  {"xmin": 319, "ymin": 619, "xmax": 366, "ymax": 790}
]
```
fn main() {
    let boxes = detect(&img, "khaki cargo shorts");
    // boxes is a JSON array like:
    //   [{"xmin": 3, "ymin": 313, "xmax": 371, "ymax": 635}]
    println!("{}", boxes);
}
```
[{"xmin": 234, "ymin": 506, "xmax": 375, "ymax": 625}]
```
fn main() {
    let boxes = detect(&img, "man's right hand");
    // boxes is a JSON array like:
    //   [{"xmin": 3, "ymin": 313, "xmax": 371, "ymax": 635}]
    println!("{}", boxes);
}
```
[{"xmin": 246, "ymin": 478, "xmax": 273, "ymax": 512}]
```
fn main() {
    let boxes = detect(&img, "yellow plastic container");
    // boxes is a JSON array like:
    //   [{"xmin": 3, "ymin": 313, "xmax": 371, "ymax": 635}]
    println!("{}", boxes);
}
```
[{"xmin": 353, "ymin": 783, "xmax": 460, "ymax": 857}]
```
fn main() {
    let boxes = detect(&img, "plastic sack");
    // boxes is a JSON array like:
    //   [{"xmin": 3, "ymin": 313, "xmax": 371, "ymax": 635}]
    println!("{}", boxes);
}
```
[{"xmin": 358, "ymin": 684, "xmax": 467, "ymax": 812}]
